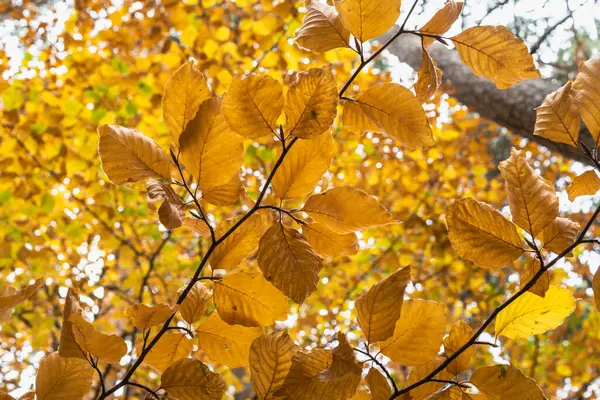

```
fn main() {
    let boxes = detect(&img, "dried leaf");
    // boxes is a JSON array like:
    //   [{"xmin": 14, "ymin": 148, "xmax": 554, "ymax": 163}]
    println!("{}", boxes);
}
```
[
  {"xmin": 470, "ymin": 365, "xmax": 546, "ymax": 400},
  {"xmin": 161, "ymin": 358, "xmax": 226, "ymax": 400},
  {"xmin": 567, "ymin": 170, "xmax": 600, "ymax": 201},
  {"xmin": 179, "ymin": 282, "xmax": 212, "ymax": 324},
  {"xmin": 296, "ymin": 2, "xmax": 350, "ymax": 52},
  {"xmin": 443, "ymin": 320, "xmax": 474, "ymax": 375},
  {"xmin": 0, "ymin": 278, "xmax": 43, "ymax": 315},
  {"xmin": 534, "ymin": 81, "xmax": 580, "ymax": 147},
  {"xmin": 593, "ymin": 268, "xmax": 600, "ymax": 312},
  {"xmin": 209, "ymin": 213, "xmax": 265, "ymax": 270},
  {"xmin": 127, "ymin": 303, "xmax": 177, "ymax": 330},
  {"xmin": 35, "ymin": 353, "xmax": 93, "ymax": 400},
  {"xmin": 419, "ymin": 1, "xmax": 464, "ymax": 47},
  {"xmin": 572, "ymin": 56, "xmax": 600, "ymax": 143},
  {"xmin": 142, "ymin": 332, "xmax": 193, "ymax": 372},
  {"xmin": 406, "ymin": 358, "xmax": 453, "ymax": 400},
  {"xmin": 366, "ymin": 368, "xmax": 391, "ymax": 400},
  {"xmin": 59, "ymin": 288, "xmax": 85, "ymax": 359},
  {"xmin": 202, "ymin": 173, "xmax": 243, "ymax": 206},
  {"xmin": 520, "ymin": 259, "xmax": 550, "ymax": 298},
  {"xmin": 415, "ymin": 47, "xmax": 443, "ymax": 102},
  {"xmin": 147, "ymin": 180, "xmax": 186, "ymax": 229},
  {"xmin": 302, "ymin": 223, "xmax": 359, "ymax": 258},
  {"xmin": 70, "ymin": 313, "xmax": 127, "ymax": 363},
  {"xmin": 540, "ymin": 217, "xmax": 580, "ymax": 255},
  {"xmin": 335, "ymin": 0, "xmax": 401, "ymax": 42},
  {"xmin": 184, "ymin": 217, "xmax": 212, "ymax": 238}
]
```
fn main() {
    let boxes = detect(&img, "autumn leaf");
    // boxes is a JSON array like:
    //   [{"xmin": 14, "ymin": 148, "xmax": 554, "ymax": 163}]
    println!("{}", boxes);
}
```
[
  {"xmin": 355, "ymin": 266, "xmax": 411, "ymax": 343},
  {"xmin": 35, "ymin": 353, "xmax": 93, "ymax": 400},
  {"xmin": 147, "ymin": 180, "xmax": 186, "ymax": 229},
  {"xmin": 302, "ymin": 186, "xmax": 395, "ymax": 234},
  {"xmin": 499, "ymin": 148, "xmax": 559, "ymax": 237},
  {"xmin": 355, "ymin": 83, "xmax": 435, "ymax": 149},
  {"xmin": 520, "ymin": 259, "xmax": 550, "ymax": 298},
  {"xmin": 178, "ymin": 282, "xmax": 212, "ymax": 324},
  {"xmin": 540, "ymin": 217, "xmax": 580, "ymax": 255},
  {"xmin": 302, "ymin": 223, "xmax": 359, "ymax": 258},
  {"xmin": 69, "ymin": 313, "xmax": 127, "ymax": 363},
  {"xmin": 443, "ymin": 320, "xmax": 475, "ymax": 375},
  {"xmin": 571, "ymin": 56, "xmax": 600, "ymax": 143},
  {"xmin": 257, "ymin": 223, "xmax": 323, "ymax": 304},
  {"xmin": 58, "ymin": 288, "xmax": 85, "ymax": 360},
  {"xmin": 470, "ymin": 365, "xmax": 546, "ymax": 400},
  {"xmin": 342, "ymin": 101, "xmax": 382, "ymax": 135},
  {"xmin": 295, "ymin": 2, "xmax": 350, "ymax": 52},
  {"xmin": 160, "ymin": 358, "xmax": 226, "ymax": 400},
  {"xmin": 163, "ymin": 61, "xmax": 211, "ymax": 146},
  {"xmin": 184, "ymin": 217, "xmax": 212, "ymax": 238},
  {"xmin": 222, "ymin": 74, "xmax": 283, "ymax": 139},
  {"xmin": 284, "ymin": 66, "xmax": 338, "ymax": 139},
  {"xmin": 406, "ymin": 358, "xmax": 453, "ymax": 400},
  {"xmin": 335, "ymin": 0, "xmax": 401, "ymax": 42},
  {"xmin": 419, "ymin": 0, "xmax": 464, "ymax": 47},
  {"xmin": 534, "ymin": 81, "xmax": 580, "ymax": 147},
  {"xmin": 496, "ymin": 285, "xmax": 575, "ymax": 339},
  {"xmin": 196, "ymin": 312, "xmax": 262, "ymax": 368},
  {"xmin": 202, "ymin": 173, "xmax": 243, "ymax": 206},
  {"xmin": 446, "ymin": 198, "xmax": 523, "ymax": 268},
  {"xmin": 97, "ymin": 124, "xmax": 171, "ymax": 185},
  {"xmin": 0, "ymin": 278, "xmax": 43, "ymax": 318},
  {"xmin": 379, "ymin": 299, "xmax": 447, "ymax": 366},
  {"xmin": 567, "ymin": 170, "xmax": 600, "ymax": 201},
  {"xmin": 415, "ymin": 47, "xmax": 443, "ymax": 102},
  {"xmin": 209, "ymin": 213, "xmax": 265, "ymax": 270},
  {"xmin": 451, "ymin": 26, "xmax": 541, "ymax": 89},
  {"xmin": 593, "ymin": 268, "xmax": 600, "ymax": 312},
  {"xmin": 250, "ymin": 331, "xmax": 299, "ymax": 399},
  {"xmin": 365, "ymin": 368, "xmax": 391, "ymax": 400},
  {"xmin": 142, "ymin": 332, "xmax": 193, "ymax": 372},
  {"xmin": 126, "ymin": 303, "xmax": 177, "ymax": 330}
]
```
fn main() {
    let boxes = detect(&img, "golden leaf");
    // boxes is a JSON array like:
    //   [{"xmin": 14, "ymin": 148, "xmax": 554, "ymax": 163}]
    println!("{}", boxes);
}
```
[
  {"xmin": 250, "ymin": 331, "xmax": 299, "ymax": 399},
  {"xmin": 415, "ymin": 47, "xmax": 443, "ymax": 102},
  {"xmin": 443, "ymin": 320, "xmax": 474, "ymax": 375},
  {"xmin": 214, "ymin": 271, "xmax": 289, "ymax": 327},
  {"xmin": 470, "ymin": 365, "xmax": 546, "ymax": 400},
  {"xmin": 499, "ymin": 148, "xmax": 559, "ymax": 237},
  {"xmin": 406, "ymin": 358, "xmax": 453, "ymax": 400},
  {"xmin": 179, "ymin": 282, "xmax": 212, "ymax": 325},
  {"xmin": 97, "ymin": 124, "xmax": 171, "ymax": 185},
  {"xmin": 184, "ymin": 217, "xmax": 212, "ymax": 238},
  {"xmin": 572, "ymin": 56, "xmax": 600, "ymax": 143},
  {"xmin": 196, "ymin": 312, "xmax": 262, "ymax": 368},
  {"xmin": 451, "ymin": 26, "xmax": 541, "ymax": 89},
  {"xmin": 593, "ymin": 268, "xmax": 600, "ymax": 312},
  {"xmin": 335, "ymin": 0, "xmax": 401, "ymax": 42},
  {"xmin": 496, "ymin": 285, "xmax": 575, "ymax": 339},
  {"xmin": 58, "ymin": 288, "xmax": 85, "ymax": 359},
  {"xmin": 365, "ymin": 368, "xmax": 391, "ymax": 400},
  {"xmin": 379, "ymin": 299, "xmax": 447, "ymax": 366},
  {"xmin": 432, "ymin": 386, "xmax": 470, "ymax": 400},
  {"xmin": 147, "ymin": 180, "xmax": 186, "ymax": 230},
  {"xmin": 126, "ymin": 303, "xmax": 177, "ymax": 330},
  {"xmin": 35, "ymin": 353, "xmax": 93, "ymax": 400},
  {"xmin": 534, "ymin": 81, "xmax": 580, "ymax": 147},
  {"xmin": 69, "ymin": 313, "xmax": 127, "ymax": 363},
  {"xmin": 160, "ymin": 358, "xmax": 226, "ymax": 400},
  {"xmin": 295, "ymin": 2, "xmax": 350, "ymax": 52},
  {"xmin": 520, "ymin": 259, "xmax": 550, "ymax": 298},
  {"xmin": 0, "ymin": 391, "xmax": 15, "ymax": 400},
  {"xmin": 355, "ymin": 266, "xmax": 411, "ymax": 343},
  {"xmin": 446, "ymin": 198, "xmax": 523, "ymax": 268},
  {"xmin": 284, "ymin": 66, "xmax": 338, "ymax": 139},
  {"xmin": 257, "ymin": 223, "xmax": 323, "ymax": 304},
  {"xmin": 272, "ymin": 131, "xmax": 336, "ymax": 200},
  {"xmin": 202, "ymin": 173, "xmax": 243, "ymax": 206},
  {"xmin": 355, "ymin": 83, "xmax": 435, "ymax": 149},
  {"xmin": 302, "ymin": 223, "xmax": 359, "ymax": 258},
  {"xmin": 209, "ymin": 213, "xmax": 265, "ymax": 270},
  {"xmin": 142, "ymin": 332, "xmax": 193, "ymax": 372},
  {"xmin": 163, "ymin": 61, "xmax": 211, "ymax": 146},
  {"xmin": 222, "ymin": 74, "xmax": 283, "ymax": 139},
  {"xmin": 302, "ymin": 186, "xmax": 395, "ymax": 234},
  {"xmin": 540, "ymin": 217, "xmax": 580, "ymax": 254},
  {"xmin": 179, "ymin": 97, "xmax": 244, "ymax": 191},
  {"xmin": 275, "ymin": 332, "xmax": 362, "ymax": 400},
  {"xmin": 0, "ymin": 278, "xmax": 42, "ymax": 316},
  {"xmin": 419, "ymin": 0, "xmax": 464, "ymax": 47},
  {"xmin": 567, "ymin": 170, "xmax": 600, "ymax": 201},
  {"xmin": 342, "ymin": 101, "xmax": 382, "ymax": 135}
]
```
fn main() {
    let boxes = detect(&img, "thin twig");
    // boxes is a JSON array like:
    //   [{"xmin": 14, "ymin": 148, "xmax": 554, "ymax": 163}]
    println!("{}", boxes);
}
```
[
  {"xmin": 353, "ymin": 348, "xmax": 399, "ymax": 393},
  {"xmin": 127, "ymin": 382, "xmax": 160, "ymax": 400}
]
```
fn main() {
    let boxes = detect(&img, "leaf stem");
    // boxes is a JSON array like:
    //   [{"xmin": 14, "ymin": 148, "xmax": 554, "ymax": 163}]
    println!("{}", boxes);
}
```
[{"xmin": 353, "ymin": 347, "xmax": 399, "ymax": 393}]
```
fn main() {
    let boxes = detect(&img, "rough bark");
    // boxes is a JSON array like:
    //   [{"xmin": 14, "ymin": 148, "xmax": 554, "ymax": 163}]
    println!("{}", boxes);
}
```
[{"xmin": 381, "ymin": 33, "xmax": 594, "ymax": 166}]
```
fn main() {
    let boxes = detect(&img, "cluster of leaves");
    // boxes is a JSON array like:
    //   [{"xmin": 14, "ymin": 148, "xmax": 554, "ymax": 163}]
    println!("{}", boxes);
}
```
[{"xmin": 2, "ymin": 0, "xmax": 600, "ymax": 399}]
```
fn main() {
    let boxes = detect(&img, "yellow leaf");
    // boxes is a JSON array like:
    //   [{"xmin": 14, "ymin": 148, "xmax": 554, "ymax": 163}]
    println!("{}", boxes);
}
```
[
  {"xmin": 415, "ymin": 47, "xmax": 443, "ymax": 102},
  {"xmin": 302, "ymin": 186, "xmax": 395, "ymax": 234},
  {"xmin": 257, "ymin": 223, "xmax": 323, "ymax": 304},
  {"xmin": 142, "ymin": 332, "xmax": 193, "ymax": 372},
  {"xmin": 202, "ymin": 173, "xmax": 243, "ymax": 206},
  {"xmin": 451, "ymin": 26, "xmax": 540, "ymax": 89},
  {"xmin": 272, "ymin": 131, "xmax": 336, "ymax": 199},
  {"xmin": 499, "ymin": 148, "xmax": 559, "ymax": 237},
  {"xmin": 470, "ymin": 365, "xmax": 545, "ymax": 400},
  {"xmin": 295, "ymin": 2, "xmax": 350, "ymax": 52},
  {"xmin": 355, "ymin": 266, "xmax": 411, "ymax": 343},
  {"xmin": 567, "ymin": 170, "xmax": 600, "ymax": 201},
  {"xmin": 540, "ymin": 217, "xmax": 580, "ymax": 254},
  {"xmin": 214, "ymin": 271, "xmax": 289, "ymax": 327},
  {"xmin": 35, "ymin": 353, "xmax": 93, "ymax": 400},
  {"xmin": 406, "ymin": 358, "xmax": 453, "ymax": 400},
  {"xmin": 179, "ymin": 97, "xmax": 244, "ymax": 191},
  {"xmin": 0, "ymin": 278, "xmax": 42, "ymax": 315},
  {"xmin": 379, "ymin": 299, "xmax": 447, "ymax": 366},
  {"xmin": 69, "ymin": 313, "xmax": 127, "ymax": 363},
  {"xmin": 127, "ymin": 303, "xmax": 177, "ymax": 330},
  {"xmin": 147, "ymin": 180, "xmax": 186, "ymax": 229},
  {"xmin": 520, "ymin": 259, "xmax": 550, "ymax": 298},
  {"xmin": 419, "ymin": 0, "xmax": 464, "ymax": 47},
  {"xmin": 184, "ymin": 217, "xmax": 212, "ymax": 238},
  {"xmin": 302, "ymin": 223, "xmax": 358, "ymax": 258},
  {"xmin": 495, "ymin": 285, "xmax": 575, "ymax": 339},
  {"xmin": 275, "ymin": 332, "xmax": 362, "ymax": 400},
  {"xmin": 593, "ymin": 268, "xmax": 600, "ymax": 312},
  {"xmin": 179, "ymin": 282, "xmax": 212, "ymax": 324},
  {"xmin": 209, "ymin": 214, "xmax": 265, "ymax": 270},
  {"xmin": 366, "ymin": 368, "xmax": 391, "ymax": 400},
  {"xmin": 222, "ymin": 74, "xmax": 283, "ymax": 139},
  {"xmin": 355, "ymin": 83, "xmax": 435, "ymax": 149},
  {"xmin": 160, "ymin": 358, "xmax": 226, "ymax": 400},
  {"xmin": 58, "ymin": 288, "xmax": 85, "ymax": 359},
  {"xmin": 534, "ymin": 81, "xmax": 580, "ymax": 147},
  {"xmin": 0, "ymin": 391, "xmax": 15, "ymax": 400},
  {"xmin": 443, "ymin": 320, "xmax": 474, "ymax": 375},
  {"xmin": 196, "ymin": 312, "xmax": 262, "ymax": 368},
  {"xmin": 572, "ymin": 56, "xmax": 600, "ymax": 143},
  {"xmin": 284, "ymin": 66, "xmax": 338, "ymax": 139},
  {"xmin": 163, "ymin": 62, "xmax": 211, "ymax": 146},
  {"xmin": 335, "ymin": 0, "xmax": 400, "ymax": 42},
  {"xmin": 250, "ymin": 331, "xmax": 299, "ymax": 399},
  {"xmin": 432, "ymin": 386, "xmax": 470, "ymax": 400},
  {"xmin": 98, "ymin": 124, "xmax": 171, "ymax": 185},
  {"xmin": 342, "ymin": 101, "xmax": 382, "ymax": 135},
  {"xmin": 446, "ymin": 198, "xmax": 523, "ymax": 268}
]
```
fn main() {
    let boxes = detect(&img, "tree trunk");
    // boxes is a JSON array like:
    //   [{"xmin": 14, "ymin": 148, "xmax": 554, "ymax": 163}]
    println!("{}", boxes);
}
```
[{"xmin": 381, "ymin": 33, "xmax": 594, "ymax": 166}]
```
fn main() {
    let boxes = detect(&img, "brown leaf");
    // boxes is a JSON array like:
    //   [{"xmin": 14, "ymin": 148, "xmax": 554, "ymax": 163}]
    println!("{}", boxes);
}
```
[
  {"xmin": 540, "ymin": 217, "xmax": 580, "ymax": 255},
  {"xmin": 419, "ymin": 1, "xmax": 464, "ymax": 47},
  {"xmin": 572, "ymin": 56, "xmax": 600, "ymax": 143},
  {"xmin": 147, "ymin": 180, "xmax": 186, "ymax": 229},
  {"xmin": 534, "ymin": 81, "xmax": 580, "ymax": 147},
  {"xmin": 567, "ymin": 170, "xmax": 600, "ymax": 201},
  {"xmin": 58, "ymin": 288, "xmax": 86, "ymax": 359},
  {"xmin": 415, "ymin": 46, "xmax": 443, "ymax": 102},
  {"xmin": 520, "ymin": 259, "xmax": 550, "ymax": 298},
  {"xmin": 470, "ymin": 365, "xmax": 546, "ymax": 400},
  {"xmin": 160, "ymin": 358, "xmax": 226, "ymax": 400},
  {"xmin": 296, "ymin": 2, "xmax": 350, "ymax": 52}
]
